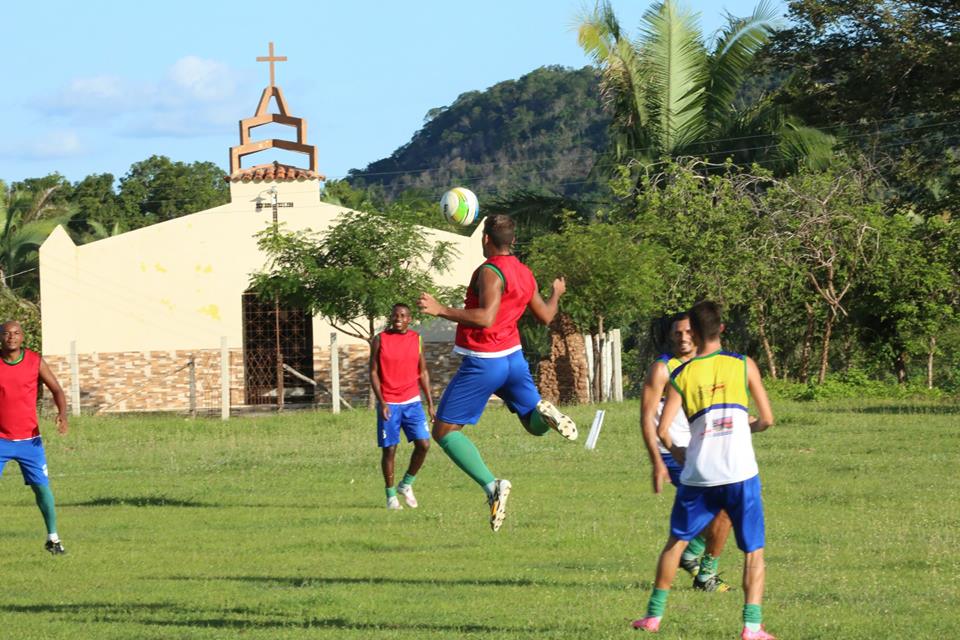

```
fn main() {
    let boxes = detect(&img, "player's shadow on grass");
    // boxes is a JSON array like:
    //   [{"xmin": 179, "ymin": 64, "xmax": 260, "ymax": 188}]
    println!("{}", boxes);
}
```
[
  {"xmin": 0, "ymin": 602, "xmax": 561, "ymax": 633},
  {"xmin": 61, "ymin": 496, "xmax": 210, "ymax": 508},
  {"xmin": 167, "ymin": 574, "xmax": 628, "ymax": 590}
]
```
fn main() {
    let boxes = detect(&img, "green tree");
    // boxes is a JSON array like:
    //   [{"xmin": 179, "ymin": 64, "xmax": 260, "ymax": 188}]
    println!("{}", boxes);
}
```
[
  {"xmin": 249, "ymin": 211, "xmax": 460, "ymax": 345},
  {"xmin": 856, "ymin": 214, "xmax": 958, "ymax": 385},
  {"xmin": 0, "ymin": 180, "xmax": 74, "ymax": 298},
  {"xmin": 762, "ymin": 165, "xmax": 884, "ymax": 383},
  {"xmin": 526, "ymin": 219, "xmax": 667, "ymax": 400},
  {"xmin": 118, "ymin": 155, "xmax": 229, "ymax": 229},
  {"xmin": 766, "ymin": 1, "xmax": 960, "ymax": 215},
  {"xmin": 577, "ymin": 0, "xmax": 834, "ymax": 173}
]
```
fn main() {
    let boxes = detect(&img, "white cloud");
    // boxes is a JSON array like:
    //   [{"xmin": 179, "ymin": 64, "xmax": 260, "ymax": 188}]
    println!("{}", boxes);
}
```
[
  {"xmin": 0, "ymin": 130, "xmax": 85, "ymax": 160},
  {"xmin": 33, "ymin": 56, "xmax": 244, "ymax": 139},
  {"xmin": 167, "ymin": 56, "xmax": 237, "ymax": 102}
]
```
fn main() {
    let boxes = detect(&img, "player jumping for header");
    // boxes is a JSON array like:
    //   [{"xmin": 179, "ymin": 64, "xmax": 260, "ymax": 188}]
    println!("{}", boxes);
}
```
[{"xmin": 418, "ymin": 214, "xmax": 577, "ymax": 532}]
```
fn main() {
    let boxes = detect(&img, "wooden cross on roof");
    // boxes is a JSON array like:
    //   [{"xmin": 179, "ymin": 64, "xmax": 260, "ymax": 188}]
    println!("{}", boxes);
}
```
[{"xmin": 256, "ymin": 41, "xmax": 287, "ymax": 87}]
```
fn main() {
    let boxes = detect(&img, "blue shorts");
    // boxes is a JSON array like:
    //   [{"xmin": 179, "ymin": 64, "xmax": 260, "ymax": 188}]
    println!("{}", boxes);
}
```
[
  {"xmin": 661, "ymin": 451, "xmax": 683, "ymax": 487},
  {"xmin": 377, "ymin": 402, "xmax": 430, "ymax": 448},
  {"xmin": 0, "ymin": 437, "xmax": 50, "ymax": 486},
  {"xmin": 436, "ymin": 350, "xmax": 540, "ymax": 426},
  {"xmin": 670, "ymin": 474, "xmax": 765, "ymax": 552}
]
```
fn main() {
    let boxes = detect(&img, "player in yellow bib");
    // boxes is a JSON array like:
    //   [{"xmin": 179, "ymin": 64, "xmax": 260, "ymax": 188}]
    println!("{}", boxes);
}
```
[{"xmin": 633, "ymin": 301, "xmax": 776, "ymax": 640}]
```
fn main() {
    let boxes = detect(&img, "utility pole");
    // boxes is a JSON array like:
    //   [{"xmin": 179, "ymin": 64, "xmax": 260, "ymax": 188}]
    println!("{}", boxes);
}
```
[{"xmin": 270, "ymin": 186, "xmax": 284, "ymax": 411}]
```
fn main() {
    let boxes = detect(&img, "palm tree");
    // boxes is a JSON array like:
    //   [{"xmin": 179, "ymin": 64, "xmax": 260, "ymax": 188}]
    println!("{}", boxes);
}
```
[
  {"xmin": 577, "ymin": 0, "xmax": 834, "ymax": 174},
  {"xmin": 0, "ymin": 183, "xmax": 74, "ymax": 297}
]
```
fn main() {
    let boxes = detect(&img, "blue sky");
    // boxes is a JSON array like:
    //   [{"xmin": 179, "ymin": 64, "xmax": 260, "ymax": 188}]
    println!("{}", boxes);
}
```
[{"xmin": 0, "ymin": 0, "xmax": 785, "ymax": 185}]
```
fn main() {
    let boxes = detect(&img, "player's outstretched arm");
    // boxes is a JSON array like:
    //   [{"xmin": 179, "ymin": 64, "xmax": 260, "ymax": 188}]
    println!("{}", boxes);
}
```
[
  {"xmin": 417, "ymin": 268, "xmax": 503, "ymax": 328},
  {"xmin": 746, "ymin": 357, "xmax": 774, "ymax": 433},
  {"xmin": 641, "ymin": 360, "xmax": 671, "ymax": 494},
  {"xmin": 39, "ymin": 358, "xmax": 68, "ymax": 435},
  {"xmin": 369, "ymin": 335, "xmax": 389, "ymax": 420},
  {"xmin": 526, "ymin": 277, "xmax": 566, "ymax": 326}
]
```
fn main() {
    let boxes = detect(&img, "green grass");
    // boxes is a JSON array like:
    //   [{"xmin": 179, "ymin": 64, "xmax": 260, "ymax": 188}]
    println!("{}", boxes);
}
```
[{"xmin": 1, "ymin": 400, "xmax": 959, "ymax": 639}]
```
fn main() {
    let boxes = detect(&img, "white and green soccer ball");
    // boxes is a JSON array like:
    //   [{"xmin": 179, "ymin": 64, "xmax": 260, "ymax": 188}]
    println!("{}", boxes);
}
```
[{"xmin": 440, "ymin": 187, "xmax": 479, "ymax": 226}]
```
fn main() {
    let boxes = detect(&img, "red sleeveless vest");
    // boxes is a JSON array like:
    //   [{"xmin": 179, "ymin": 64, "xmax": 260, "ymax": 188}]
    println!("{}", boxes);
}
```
[
  {"xmin": 378, "ymin": 330, "xmax": 422, "ymax": 403},
  {"xmin": 455, "ymin": 254, "xmax": 536, "ymax": 355},
  {"xmin": 0, "ymin": 348, "xmax": 41, "ymax": 440}
]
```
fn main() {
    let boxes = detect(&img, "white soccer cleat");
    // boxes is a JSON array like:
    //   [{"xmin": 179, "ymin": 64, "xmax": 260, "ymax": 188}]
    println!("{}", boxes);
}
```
[
  {"xmin": 536, "ymin": 400, "xmax": 578, "ymax": 441},
  {"xmin": 386, "ymin": 496, "xmax": 403, "ymax": 511},
  {"xmin": 488, "ymin": 479, "xmax": 512, "ymax": 532},
  {"xmin": 397, "ymin": 484, "xmax": 418, "ymax": 508}
]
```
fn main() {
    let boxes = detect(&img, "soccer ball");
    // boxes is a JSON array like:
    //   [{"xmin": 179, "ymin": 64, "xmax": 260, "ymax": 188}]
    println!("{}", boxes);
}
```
[{"xmin": 440, "ymin": 187, "xmax": 479, "ymax": 226}]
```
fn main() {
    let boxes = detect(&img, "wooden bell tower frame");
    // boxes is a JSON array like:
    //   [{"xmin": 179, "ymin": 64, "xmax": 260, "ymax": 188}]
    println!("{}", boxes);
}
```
[{"xmin": 229, "ymin": 42, "xmax": 318, "ymax": 173}]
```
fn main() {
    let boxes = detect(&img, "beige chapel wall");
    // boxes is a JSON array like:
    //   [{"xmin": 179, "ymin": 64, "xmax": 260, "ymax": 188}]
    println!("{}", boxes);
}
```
[{"xmin": 39, "ymin": 179, "xmax": 484, "ymax": 357}]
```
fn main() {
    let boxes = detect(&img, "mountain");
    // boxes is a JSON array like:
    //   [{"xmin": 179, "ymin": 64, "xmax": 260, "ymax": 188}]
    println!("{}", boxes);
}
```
[{"xmin": 347, "ymin": 66, "xmax": 609, "ymax": 200}]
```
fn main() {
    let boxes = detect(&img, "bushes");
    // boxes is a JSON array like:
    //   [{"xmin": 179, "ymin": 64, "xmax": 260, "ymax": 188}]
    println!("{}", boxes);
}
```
[{"xmin": 767, "ymin": 369, "xmax": 948, "ymax": 402}]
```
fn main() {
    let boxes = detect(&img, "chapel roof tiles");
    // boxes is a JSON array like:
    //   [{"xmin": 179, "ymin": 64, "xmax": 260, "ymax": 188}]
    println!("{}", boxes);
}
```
[{"xmin": 225, "ymin": 161, "xmax": 324, "ymax": 183}]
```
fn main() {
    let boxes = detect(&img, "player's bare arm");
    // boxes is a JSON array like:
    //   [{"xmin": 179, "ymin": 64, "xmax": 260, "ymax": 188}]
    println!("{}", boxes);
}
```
[
  {"xmin": 418, "ymin": 350, "xmax": 435, "ymax": 420},
  {"xmin": 746, "ymin": 357, "xmax": 774, "ymax": 432},
  {"xmin": 659, "ymin": 385, "xmax": 685, "ymax": 463},
  {"xmin": 38, "ymin": 358, "xmax": 68, "ymax": 435},
  {"xmin": 369, "ymin": 335, "xmax": 390, "ymax": 420},
  {"xmin": 641, "ymin": 360, "xmax": 671, "ymax": 494},
  {"xmin": 418, "ymin": 267, "xmax": 503, "ymax": 328},
  {"xmin": 526, "ymin": 277, "xmax": 566, "ymax": 325}
]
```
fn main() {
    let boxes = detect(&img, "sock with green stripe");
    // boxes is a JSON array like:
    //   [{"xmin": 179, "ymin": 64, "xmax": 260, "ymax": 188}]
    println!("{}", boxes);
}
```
[
  {"xmin": 696, "ymin": 553, "xmax": 719, "ymax": 582},
  {"xmin": 438, "ymin": 431, "xmax": 496, "ymax": 494},
  {"xmin": 682, "ymin": 534, "xmax": 706, "ymax": 562},
  {"xmin": 743, "ymin": 604, "xmax": 762, "ymax": 632},
  {"xmin": 398, "ymin": 473, "xmax": 416, "ymax": 489},
  {"xmin": 30, "ymin": 484, "xmax": 58, "ymax": 536},
  {"xmin": 645, "ymin": 587, "xmax": 669, "ymax": 619},
  {"xmin": 385, "ymin": 486, "xmax": 397, "ymax": 499}
]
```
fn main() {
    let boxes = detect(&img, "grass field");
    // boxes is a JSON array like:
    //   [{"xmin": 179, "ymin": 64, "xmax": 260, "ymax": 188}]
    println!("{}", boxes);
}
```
[{"xmin": 1, "ymin": 399, "xmax": 959, "ymax": 639}]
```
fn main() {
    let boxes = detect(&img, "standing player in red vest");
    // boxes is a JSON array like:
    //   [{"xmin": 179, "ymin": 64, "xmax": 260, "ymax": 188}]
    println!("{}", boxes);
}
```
[
  {"xmin": 0, "ymin": 320, "xmax": 69, "ymax": 554},
  {"xmin": 418, "ymin": 214, "xmax": 578, "ymax": 532},
  {"xmin": 370, "ymin": 303, "xmax": 434, "ymax": 510}
]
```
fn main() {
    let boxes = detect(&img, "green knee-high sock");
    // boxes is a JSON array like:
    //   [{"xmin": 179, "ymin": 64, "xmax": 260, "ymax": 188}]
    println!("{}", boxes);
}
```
[
  {"xmin": 646, "ymin": 587, "xmax": 669, "ymax": 618},
  {"xmin": 696, "ymin": 553, "xmax": 719, "ymax": 581},
  {"xmin": 743, "ymin": 604, "xmax": 762, "ymax": 631},
  {"xmin": 523, "ymin": 410, "xmax": 550, "ymax": 436},
  {"xmin": 438, "ymin": 432, "xmax": 496, "ymax": 490},
  {"xmin": 683, "ymin": 535, "xmax": 706, "ymax": 561},
  {"xmin": 31, "ymin": 484, "xmax": 57, "ymax": 536}
]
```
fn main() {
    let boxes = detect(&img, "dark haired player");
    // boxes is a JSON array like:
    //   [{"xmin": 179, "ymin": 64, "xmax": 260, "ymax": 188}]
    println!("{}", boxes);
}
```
[
  {"xmin": 633, "ymin": 301, "xmax": 776, "ymax": 640},
  {"xmin": 370, "ymin": 303, "xmax": 434, "ymax": 510},
  {"xmin": 0, "ymin": 321, "xmax": 69, "ymax": 554},
  {"xmin": 640, "ymin": 312, "xmax": 733, "ymax": 592},
  {"xmin": 418, "ymin": 214, "xmax": 577, "ymax": 531}
]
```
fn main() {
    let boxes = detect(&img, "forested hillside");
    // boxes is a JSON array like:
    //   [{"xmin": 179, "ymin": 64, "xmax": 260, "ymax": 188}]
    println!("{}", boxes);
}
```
[{"xmin": 347, "ymin": 66, "xmax": 609, "ymax": 199}]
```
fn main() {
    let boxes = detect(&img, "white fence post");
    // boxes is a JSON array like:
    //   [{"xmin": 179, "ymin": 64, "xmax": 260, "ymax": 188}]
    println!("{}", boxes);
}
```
[
  {"xmin": 602, "ymin": 332, "xmax": 613, "ymax": 402},
  {"xmin": 220, "ymin": 336, "xmax": 230, "ymax": 420},
  {"xmin": 69, "ymin": 340, "xmax": 80, "ymax": 417},
  {"xmin": 583, "ymin": 333, "xmax": 594, "ymax": 403},
  {"xmin": 611, "ymin": 328, "xmax": 623, "ymax": 402},
  {"xmin": 330, "ymin": 332, "xmax": 341, "ymax": 415}
]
